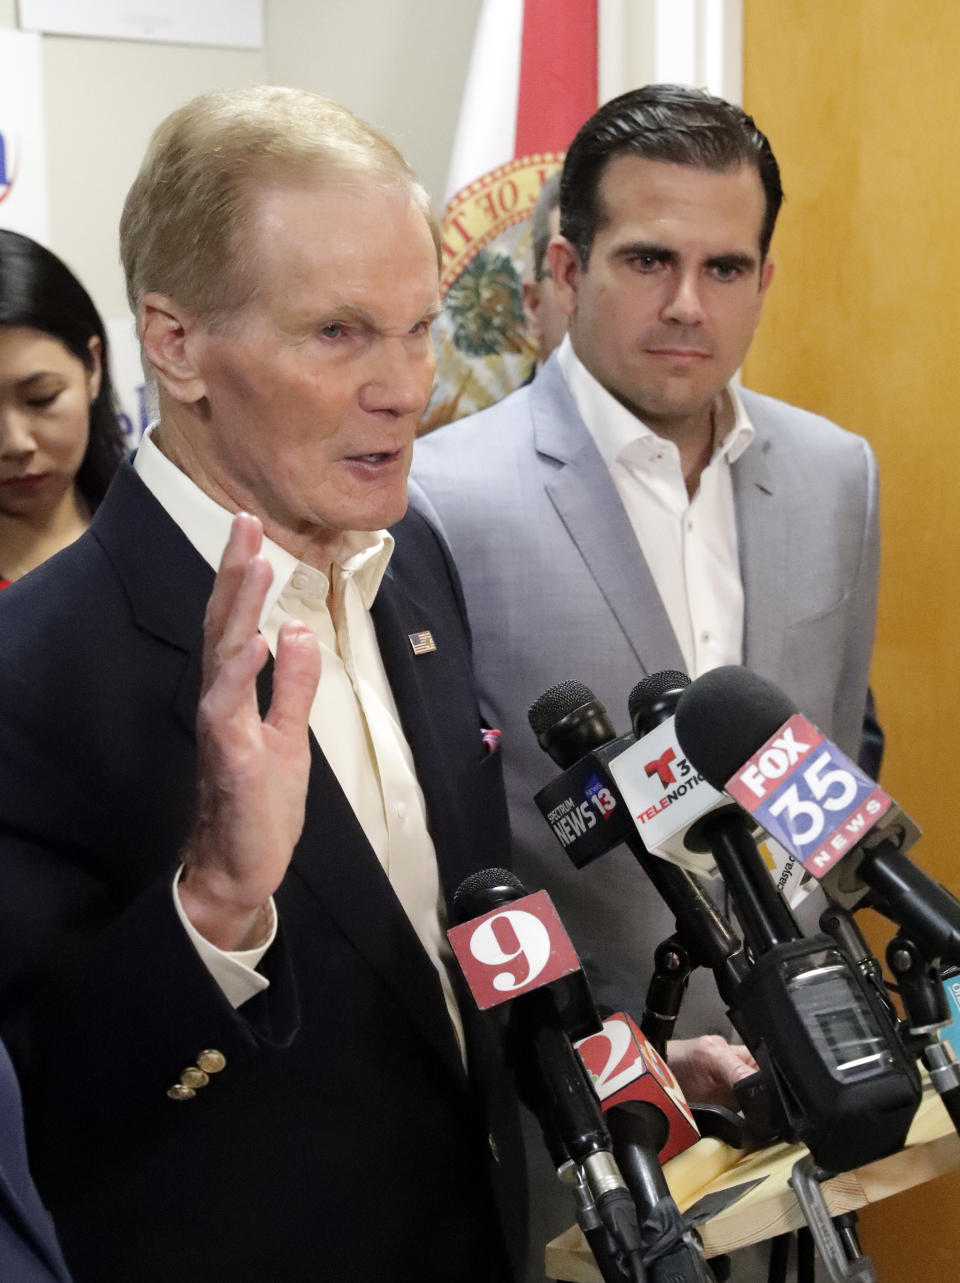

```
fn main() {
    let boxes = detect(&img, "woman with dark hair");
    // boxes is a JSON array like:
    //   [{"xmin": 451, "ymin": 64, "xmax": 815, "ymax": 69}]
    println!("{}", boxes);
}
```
[{"xmin": 0, "ymin": 229, "xmax": 125, "ymax": 588}]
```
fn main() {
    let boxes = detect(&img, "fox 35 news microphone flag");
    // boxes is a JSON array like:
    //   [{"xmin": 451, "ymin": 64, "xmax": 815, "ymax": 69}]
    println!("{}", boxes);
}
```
[{"xmin": 422, "ymin": 0, "xmax": 598, "ymax": 430}]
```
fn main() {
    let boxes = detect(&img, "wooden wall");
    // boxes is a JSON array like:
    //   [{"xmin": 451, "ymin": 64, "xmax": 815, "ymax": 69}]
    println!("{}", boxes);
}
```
[{"xmin": 742, "ymin": 2, "xmax": 960, "ymax": 1273}]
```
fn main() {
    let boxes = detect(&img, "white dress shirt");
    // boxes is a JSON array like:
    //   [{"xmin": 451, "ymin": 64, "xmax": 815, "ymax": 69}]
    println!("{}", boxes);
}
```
[
  {"xmin": 134, "ymin": 427, "xmax": 465, "ymax": 1059},
  {"xmin": 557, "ymin": 335, "xmax": 755, "ymax": 677}
]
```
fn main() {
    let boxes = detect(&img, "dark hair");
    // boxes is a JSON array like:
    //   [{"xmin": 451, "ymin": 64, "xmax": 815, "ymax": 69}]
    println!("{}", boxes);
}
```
[
  {"xmin": 560, "ymin": 84, "xmax": 784, "ymax": 266},
  {"xmin": 0, "ymin": 229, "xmax": 125, "ymax": 509},
  {"xmin": 530, "ymin": 171, "xmax": 562, "ymax": 281}
]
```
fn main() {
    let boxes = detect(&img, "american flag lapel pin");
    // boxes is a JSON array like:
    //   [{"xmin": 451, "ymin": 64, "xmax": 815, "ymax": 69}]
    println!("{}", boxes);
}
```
[{"xmin": 408, "ymin": 629, "xmax": 437, "ymax": 656}]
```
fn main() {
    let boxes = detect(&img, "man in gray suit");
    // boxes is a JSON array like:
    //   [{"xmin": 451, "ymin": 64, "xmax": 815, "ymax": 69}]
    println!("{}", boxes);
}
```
[
  {"xmin": 412, "ymin": 83, "xmax": 878, "ymax": 1103},
  {"xmin": 412, "ymin": 84, "xmax": 879, "ymax": 1279}
]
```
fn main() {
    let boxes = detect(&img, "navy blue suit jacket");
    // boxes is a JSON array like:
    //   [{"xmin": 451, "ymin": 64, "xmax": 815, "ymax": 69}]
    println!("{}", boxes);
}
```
[{"xmin": 0, "ymin": 462, "xmax": 523, "ymax": 1282}]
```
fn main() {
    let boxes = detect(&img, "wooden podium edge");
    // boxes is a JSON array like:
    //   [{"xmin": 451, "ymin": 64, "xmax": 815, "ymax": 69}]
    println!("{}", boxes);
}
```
[{"xmin": 545, "ymin": 1087, "xmax": 960, "ymax": 1279}]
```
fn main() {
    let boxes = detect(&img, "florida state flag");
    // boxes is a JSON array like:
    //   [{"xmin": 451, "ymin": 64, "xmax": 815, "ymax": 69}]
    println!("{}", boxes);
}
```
[{"xmin": 423, "ymin": 0, "xmax": 598, "ymax": 429}]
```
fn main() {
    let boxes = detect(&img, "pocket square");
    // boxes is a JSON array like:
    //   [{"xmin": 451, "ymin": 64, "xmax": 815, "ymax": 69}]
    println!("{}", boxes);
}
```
[{"xmin": 481, "ymin": 727, "xmax": 502, "ymax": 754}]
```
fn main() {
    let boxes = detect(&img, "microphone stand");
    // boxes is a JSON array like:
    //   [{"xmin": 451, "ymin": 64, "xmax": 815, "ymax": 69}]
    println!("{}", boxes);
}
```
[
  {"xmin": 604, "ymin": 1101, "xmax": 716, "ymax": 1283},
  {"xmin": 886, "ymin": 931, "xmax": 960, "ymax": 1135},
  {"xmin": 558, "ymin": 1161, "xmax": 648, "ymax": 1283},
  {"xmin": 788, "ymin": 1157, "xmax": 877, "ymax": 1283}
]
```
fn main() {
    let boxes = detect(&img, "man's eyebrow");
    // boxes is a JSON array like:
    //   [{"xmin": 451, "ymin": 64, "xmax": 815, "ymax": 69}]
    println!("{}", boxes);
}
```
[
  {"xmin": 315, "ymin": 303, "xmax": 377, "ymax": 327},
  {"xmin": 705, "ymin": 251, "xmax": 758, "ymax": 271},
  {"xmin": 613, "ymin": 240, "xmax": 676, "ymax": 262},
  {"xmin": 313, "ymin": 301, "xmax": 442, "ymax": 330}
]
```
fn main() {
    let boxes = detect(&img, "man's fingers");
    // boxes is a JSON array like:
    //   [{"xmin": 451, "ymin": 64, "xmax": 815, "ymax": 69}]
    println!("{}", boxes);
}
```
[
  {"xmin": 203, "ymin": 513, "xmax": 264, "ymax": 646},
  {"xmin": 216, "ymin": 555, "xmax": 273, "ymax": 657},
  {"xmin": 265, "ymin": 620, "xmax": 322, "ymax": 735},
  {"xmin": 730, "ymin": 1058, "xmax": 758, "ymax": 1082},
  {"xmin": 730, "ymin": 1045, "xmax": 758, "ymax": 1074},
  {"xmin": 203, "ymin": 554, "xmax": 273, "ymax": 688},
  {"xmin": 666, "ymin": 1034, "xmax": 758, "ymax": 1106},
  {"xmin": 199, "ymin": 633, "xmax": 272, "ymax": 724}
]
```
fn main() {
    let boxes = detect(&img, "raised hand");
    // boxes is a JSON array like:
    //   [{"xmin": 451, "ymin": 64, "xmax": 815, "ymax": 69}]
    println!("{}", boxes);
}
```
[{"xmin": 178, "ymin": 513, "xmax": 322, "ymax": 950}]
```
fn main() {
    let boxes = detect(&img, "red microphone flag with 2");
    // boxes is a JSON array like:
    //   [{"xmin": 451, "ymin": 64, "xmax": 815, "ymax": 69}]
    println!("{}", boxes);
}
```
[{"xmin": 576, "ymin": 1012, "xmax": 700, "ymax": 1163}]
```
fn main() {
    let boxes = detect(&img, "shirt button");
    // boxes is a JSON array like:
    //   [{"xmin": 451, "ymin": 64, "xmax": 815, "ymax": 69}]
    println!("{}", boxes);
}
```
[
  {"xmin": 396, "ymin": 802, "xmax": 408, "ymax": 820},
  {"xmin": 701, "ymin": 630, "xmax": 712, "ymax": 644},
  {"xmin": 291, "ymin": 570, "xmax": 309, "ymax": 590},
  {"xmin": 687, "ymin": 519, "xmax": 694, "ymax": 531}
]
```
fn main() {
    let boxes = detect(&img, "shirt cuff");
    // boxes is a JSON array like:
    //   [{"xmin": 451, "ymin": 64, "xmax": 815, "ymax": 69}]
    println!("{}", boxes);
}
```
[{"xmin": 172, "ymin": 868, "xmax": 277, "ymax": 1009}]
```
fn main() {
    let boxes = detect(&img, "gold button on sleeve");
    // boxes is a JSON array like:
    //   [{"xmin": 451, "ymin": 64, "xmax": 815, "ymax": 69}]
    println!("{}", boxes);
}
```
[
  {"xmin": 197, "ymin": 1050, "xmax": 226, "ymax": 1074},
  {"xmin": 180, "ymin": 1067, "xmax": 210, "ymax": 1090},
  {"xmin": 167, "ymin": 1084, "xmax": 196, "ymax": 1101}
]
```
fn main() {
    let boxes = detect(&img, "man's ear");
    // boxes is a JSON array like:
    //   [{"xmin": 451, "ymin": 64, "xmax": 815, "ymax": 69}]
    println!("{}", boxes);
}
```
[
  {"xmin": 139, "ymin": 293, "xmax": 207, "ymax": 404},
  {"xmin": 545, "ymin": 236, "xmax": 581, "ymax": 319},
  {"xmin": 521, "ymin": 276, "xmax": 544, "ymax": 347}
]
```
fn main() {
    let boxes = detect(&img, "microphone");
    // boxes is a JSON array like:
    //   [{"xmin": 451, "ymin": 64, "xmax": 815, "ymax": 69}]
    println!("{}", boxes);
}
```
[
  {"xmin": 529, "ymin": 680, "xmax": 747, "ymax": 1011},
  {"xmin": 615, "ymin": 672, "xmax": 807, "ymax": 905},
  {"xmin": 577, "ymin": 1012, "xmax": 700, "ymax": 1164},
  {"xmin": 670, "ymin": 668, "xmax": 924, "ymax": 1171},
  {"xmin": 623, "ymin": 672, "xmax": 803, "ymax": 961},
  {"xmin": 448, "ymin": 868, "xmax": 645, "ymax": 1281},
  {"xmin": 578, "ymin": 1013, "xmax": 713, "ymax": 1282},
  {"xmin": 674, "ymin": 666, "xmax": 960, "ymax": 965},
  {"xmin": 529, "ymin": 681, "xmax": 637, "ymax": 868},
  {"xmin": 605, "ymin": 671, "xmax": 727, "ymax": 876}
]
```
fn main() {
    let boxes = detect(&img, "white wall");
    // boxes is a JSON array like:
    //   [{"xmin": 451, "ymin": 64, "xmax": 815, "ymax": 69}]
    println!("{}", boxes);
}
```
[
  {"xmin": 42, "ymin": 39, "xmax": 266, "ymax": 319},
  {"xmin": 0, "ymin": 0, "xmax": 482, "ymax": 323},
  {"xmin": 266, "ymin": 0, "xmax": 482, "ymax": 210}
]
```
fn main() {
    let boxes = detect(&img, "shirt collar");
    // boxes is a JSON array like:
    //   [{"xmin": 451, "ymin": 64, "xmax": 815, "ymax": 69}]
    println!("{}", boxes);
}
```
[
  {"xmin": 133, "ymin": 423, "xmax": 393, "ymax": 621},
  {"xmin": 557, "ymin": 333, "xmax": 756, "ymax": 469}
]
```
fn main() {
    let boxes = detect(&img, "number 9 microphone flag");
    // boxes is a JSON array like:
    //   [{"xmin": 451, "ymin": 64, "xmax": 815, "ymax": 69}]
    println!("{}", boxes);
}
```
[{"xmin": 422, "ymin": 0, "xmax": 598, "ymax": 430}]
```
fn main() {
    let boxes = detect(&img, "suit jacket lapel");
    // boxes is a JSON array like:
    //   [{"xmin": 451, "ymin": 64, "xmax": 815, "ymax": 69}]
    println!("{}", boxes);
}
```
[
  {"xmin": 290, "ymin": 742, "xmax": 466, "ymax": 1083},
  {"xmin": 371, "ymin": 565, "xmax": 488, "ymax": 902},
  {"xmin": 734, "ymin": 424, "xmax": 786, "ymax": 682},
  {"xmin": 271, "ymin": 573, "xmax": 469, "ymax": 1085},
  {"xmin": 95, "ymin": 464, "xmax": 466, "ymax": 1084},
  {"xmin": 92, "ymin": 461, "xmax": 213, "ymax": 736},
  {"xmin": 532, "ymin": 361, "xmax": 686, "ymax": 677}
]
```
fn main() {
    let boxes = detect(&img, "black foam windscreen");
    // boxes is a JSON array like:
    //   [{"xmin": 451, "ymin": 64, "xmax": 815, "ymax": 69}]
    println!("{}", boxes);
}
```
[
  {"xmin": 453, "ymin": 867, "xmax": 525, "ymax": 922},
  {"xmin": 627, "ymin": 669, "xmax": 689, "ymax": 735},
  {"xmin": 674, "ymin": 666, "xmax": 798, "ymax": 790},
  {"xmin": 528, "ymin": 681, "xmax": 618, "ymax": 769},
  {"xmin": 527, "ymin": 680, "xmax": 593, "ymax": 737}
]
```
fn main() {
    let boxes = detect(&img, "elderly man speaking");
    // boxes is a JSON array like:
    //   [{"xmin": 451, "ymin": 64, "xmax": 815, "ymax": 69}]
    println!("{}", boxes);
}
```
[{"xmin": 0, "ymin": 87, "xmax": 524, "ymax": 1283}]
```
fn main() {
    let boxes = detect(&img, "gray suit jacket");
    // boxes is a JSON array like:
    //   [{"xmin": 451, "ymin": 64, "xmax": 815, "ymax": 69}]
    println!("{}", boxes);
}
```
[{"xmin": 410, "ymin": 353, "xmax": 879, "ymax": 1028}]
